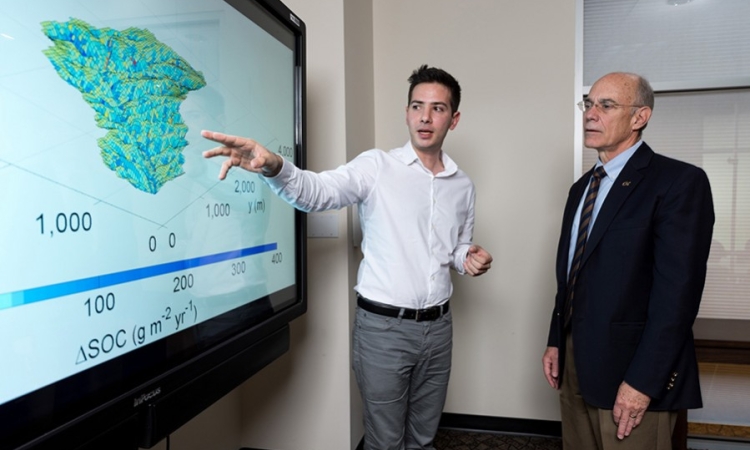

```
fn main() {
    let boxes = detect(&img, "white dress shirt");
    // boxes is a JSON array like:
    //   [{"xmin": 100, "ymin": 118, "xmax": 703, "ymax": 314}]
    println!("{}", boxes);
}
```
[{"xmin": 262, "ymin": 141, "xmax": 476, "ymax": 309}]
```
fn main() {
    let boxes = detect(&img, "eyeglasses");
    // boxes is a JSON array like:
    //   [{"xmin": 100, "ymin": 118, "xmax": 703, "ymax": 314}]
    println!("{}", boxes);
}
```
[{"xmin": 577, "ymin": 100, "xmax": 645, "ymax": 113}]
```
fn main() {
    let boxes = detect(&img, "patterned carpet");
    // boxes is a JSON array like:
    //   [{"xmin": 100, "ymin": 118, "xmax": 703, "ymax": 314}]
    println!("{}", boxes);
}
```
[
  {"xmin": 433, "ymin": 429, "xmax": 562, "ymax": 450},
  {"xmin": 433, "ymin": 429, "xmax": 750, "ymax": 450}
]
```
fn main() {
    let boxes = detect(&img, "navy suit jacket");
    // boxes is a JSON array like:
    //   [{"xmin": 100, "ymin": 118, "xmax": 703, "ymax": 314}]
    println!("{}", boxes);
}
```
[{"xmin": 547, "ymin": 142, "xmax": 714, "ymax": 410}]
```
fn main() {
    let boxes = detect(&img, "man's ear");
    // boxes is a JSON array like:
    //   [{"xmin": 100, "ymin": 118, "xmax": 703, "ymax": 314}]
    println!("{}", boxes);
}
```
[
  {"xmin": 449, "ymin": 111, "xmax": 461, "ymax": 131},
  {"xmin": 632, "ymin": 107, "xmax": 652, "ymax": 132}
]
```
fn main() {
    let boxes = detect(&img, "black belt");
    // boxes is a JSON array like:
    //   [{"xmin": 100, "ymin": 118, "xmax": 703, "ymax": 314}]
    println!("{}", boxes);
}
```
[{"xmin": 357, "ymin": 294, "xmax": 449, "ymax": 322}]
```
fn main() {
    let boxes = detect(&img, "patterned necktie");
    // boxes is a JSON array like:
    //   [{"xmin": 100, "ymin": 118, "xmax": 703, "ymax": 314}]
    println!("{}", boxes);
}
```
[{"xmin": 564, "ymin": 166, "xmax": 607, "ymax": 327}]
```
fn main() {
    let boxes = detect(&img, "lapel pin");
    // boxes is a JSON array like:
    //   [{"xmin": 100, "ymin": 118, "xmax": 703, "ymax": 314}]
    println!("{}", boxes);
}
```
[{"xmin": 622, "ymin": 181, "xmax": 631, "ymax": 187}]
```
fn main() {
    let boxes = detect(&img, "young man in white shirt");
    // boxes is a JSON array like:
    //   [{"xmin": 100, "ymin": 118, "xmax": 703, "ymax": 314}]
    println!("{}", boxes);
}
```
[{"xmin": 202, "ymin": 65, "xmax": 493, "ymax": 450}]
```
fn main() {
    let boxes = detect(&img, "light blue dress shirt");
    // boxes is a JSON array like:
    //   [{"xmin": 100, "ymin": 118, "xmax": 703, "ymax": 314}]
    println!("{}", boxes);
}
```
[{"xmin": 567, "ymin": 141, "xmax": 642, "ymax": 277}]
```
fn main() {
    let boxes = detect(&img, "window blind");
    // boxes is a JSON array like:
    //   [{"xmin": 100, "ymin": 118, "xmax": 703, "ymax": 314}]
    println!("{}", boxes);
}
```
[{"xmin": 584, "ymin": 0, "xmax": 750, "ymax": 89}]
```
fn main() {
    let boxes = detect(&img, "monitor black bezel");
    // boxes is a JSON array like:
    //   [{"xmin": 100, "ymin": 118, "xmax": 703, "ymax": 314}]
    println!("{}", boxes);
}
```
[{"xmin": 0, "ymin": 0, "xmax": 306, "ymax": 448}]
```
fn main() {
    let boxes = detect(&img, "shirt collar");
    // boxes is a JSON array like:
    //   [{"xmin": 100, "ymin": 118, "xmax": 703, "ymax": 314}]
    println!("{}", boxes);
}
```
[
  {"xmin": 393, "ymin": 141, "xmax": 458, "ymax": 177},
  {"xmin": 596, "ymin": 139, "xmax": 642, "ymax": 182}
]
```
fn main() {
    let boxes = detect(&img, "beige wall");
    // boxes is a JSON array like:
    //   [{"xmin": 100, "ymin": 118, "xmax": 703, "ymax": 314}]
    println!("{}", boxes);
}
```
[{"xmin": 152, "ymin": 1, "xmax": 577, "ymax": 449}]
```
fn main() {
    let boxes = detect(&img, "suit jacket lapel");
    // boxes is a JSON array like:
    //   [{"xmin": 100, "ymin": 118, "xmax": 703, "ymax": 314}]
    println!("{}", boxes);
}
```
[{"xmin": 583, "ymin": 143, "xmax": 654, "ymax": 262}]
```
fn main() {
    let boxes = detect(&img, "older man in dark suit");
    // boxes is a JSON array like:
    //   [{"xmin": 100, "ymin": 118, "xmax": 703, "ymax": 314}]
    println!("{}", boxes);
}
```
[{"xmin": 542, "ymin": 72, "xmax": 714, "ymax": 450}]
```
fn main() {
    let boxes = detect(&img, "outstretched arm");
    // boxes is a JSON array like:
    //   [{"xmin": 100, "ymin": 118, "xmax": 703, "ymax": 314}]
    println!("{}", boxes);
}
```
[{"xmin": 202, "ymin": 130, "xmax": 283, "ymax": 179}]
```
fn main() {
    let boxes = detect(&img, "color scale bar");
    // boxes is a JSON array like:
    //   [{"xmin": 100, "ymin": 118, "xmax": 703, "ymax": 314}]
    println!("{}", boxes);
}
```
[{"xmin": 0, "ymin": 243, "xmax": 278, "ymax": 310}]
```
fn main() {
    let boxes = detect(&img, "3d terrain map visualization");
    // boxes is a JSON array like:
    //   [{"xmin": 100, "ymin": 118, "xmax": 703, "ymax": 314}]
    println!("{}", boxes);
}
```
[{"xmin": 41, "ymin": 18, "xmax": 206, "ymax": 194}]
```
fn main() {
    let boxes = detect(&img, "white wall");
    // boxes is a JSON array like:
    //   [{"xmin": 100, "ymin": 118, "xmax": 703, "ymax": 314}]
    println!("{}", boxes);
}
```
[
  {"xmin": 158, "ymin": 1, "xmax": 578, "ymax": 449},
  {"xmin": 343, "ymin": 0, "xmax": 373, "ymax": 447}
]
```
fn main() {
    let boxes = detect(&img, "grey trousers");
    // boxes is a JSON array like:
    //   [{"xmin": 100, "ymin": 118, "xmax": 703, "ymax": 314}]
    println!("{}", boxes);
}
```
[{"xmin": 352, "ymin": 306, "xmax": 453, "ymax": 450}]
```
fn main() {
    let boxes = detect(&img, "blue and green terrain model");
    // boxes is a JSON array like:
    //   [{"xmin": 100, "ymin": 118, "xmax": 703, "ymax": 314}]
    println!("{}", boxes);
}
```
[{"xmin": 42, "ymin": 18, "xmax": 206, "ymax": 194}]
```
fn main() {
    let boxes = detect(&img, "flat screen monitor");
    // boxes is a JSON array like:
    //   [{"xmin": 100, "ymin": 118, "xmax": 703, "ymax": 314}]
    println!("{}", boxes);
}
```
[{"xmin": 0, "ymin": 0, "xmax": 306, "ymax": 448}]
